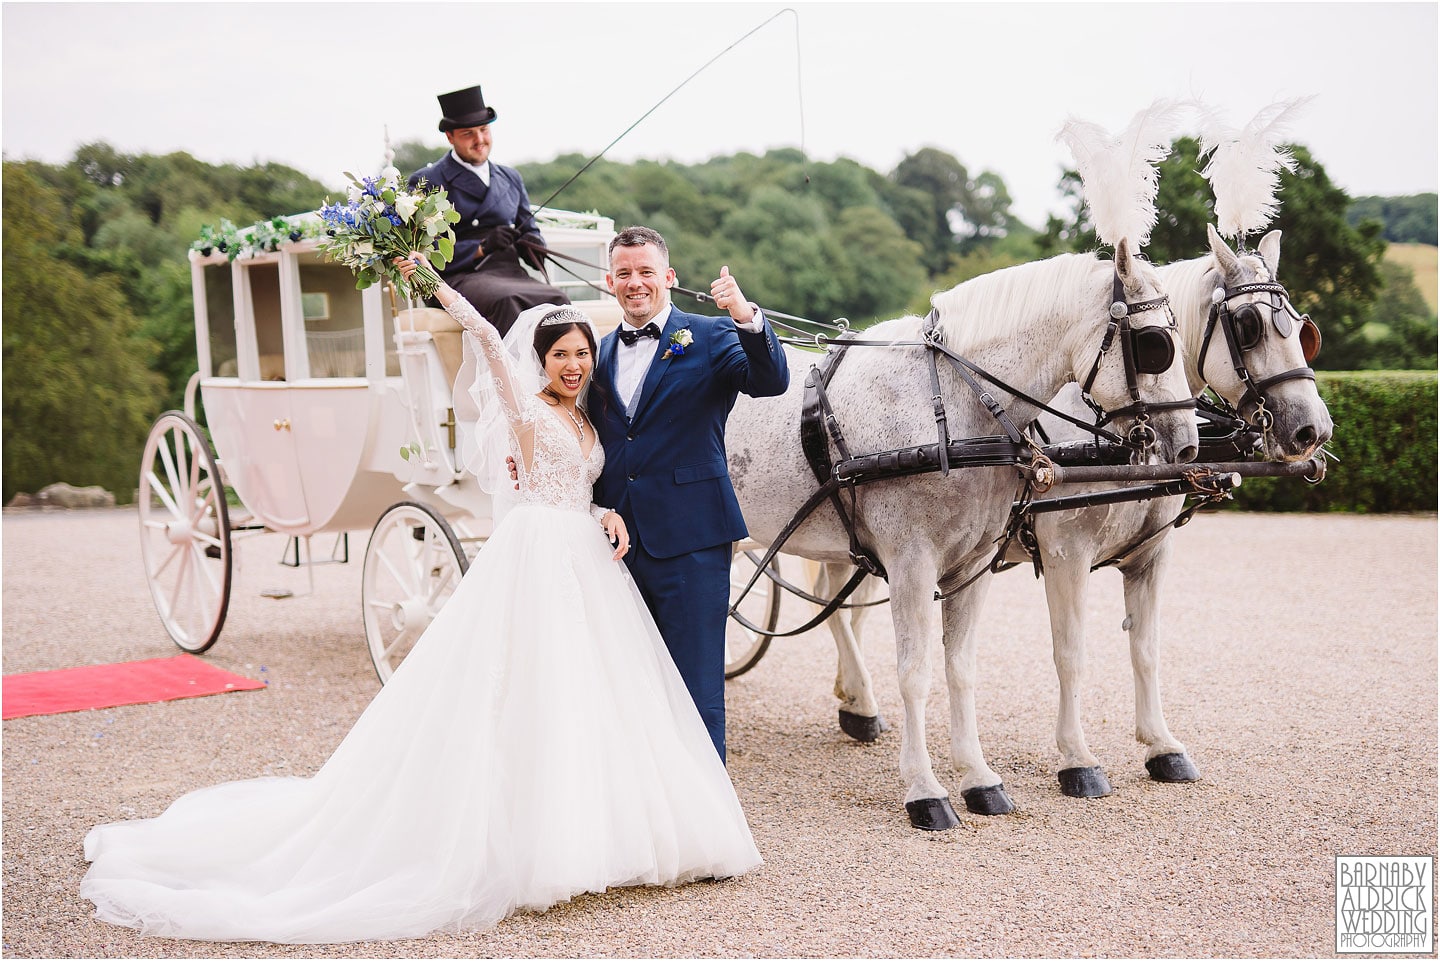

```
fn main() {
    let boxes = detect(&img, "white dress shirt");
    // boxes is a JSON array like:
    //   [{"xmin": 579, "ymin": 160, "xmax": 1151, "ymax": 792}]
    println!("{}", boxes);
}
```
[
  {"xmin": 450, "ymin": 151, "xmax": 491, "ymax": 186},
  {"xmin": 614, "ymin": 303, "xmax": 767, "ymax": 415},
  {"xmin": 615, "ymin": 305, "xmax": 672, "ymax": 411}
]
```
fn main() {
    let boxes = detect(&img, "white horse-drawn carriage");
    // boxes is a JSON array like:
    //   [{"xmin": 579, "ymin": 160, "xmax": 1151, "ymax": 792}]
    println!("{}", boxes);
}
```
[{"xmin": 138, "ymin": 208, "xmax": 778, "ymax": 682}]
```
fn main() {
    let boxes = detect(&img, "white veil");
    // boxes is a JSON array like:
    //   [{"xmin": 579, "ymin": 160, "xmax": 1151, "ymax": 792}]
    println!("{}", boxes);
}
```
[{"xmin": 452, "ymin": 304, "xmax": 601, "ymax": 518}]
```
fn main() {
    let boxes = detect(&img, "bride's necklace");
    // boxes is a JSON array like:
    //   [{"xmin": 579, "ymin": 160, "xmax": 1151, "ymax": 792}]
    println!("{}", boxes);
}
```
[{"xmin": 543, "ymin": 390, "xmax": 585, "ymax": 440}]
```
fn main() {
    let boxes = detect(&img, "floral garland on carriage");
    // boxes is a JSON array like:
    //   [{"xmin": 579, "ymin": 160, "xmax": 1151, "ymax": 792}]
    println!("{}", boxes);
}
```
[{"xmin": 190, "ymin": 167, "xmax": 460, "ymax": 301}]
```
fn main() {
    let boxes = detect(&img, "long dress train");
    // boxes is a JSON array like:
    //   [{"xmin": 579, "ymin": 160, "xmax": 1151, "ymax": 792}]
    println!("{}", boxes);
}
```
[{"xmin": 80, "ymin": 298, "xmax": 761, "ymax": 944}]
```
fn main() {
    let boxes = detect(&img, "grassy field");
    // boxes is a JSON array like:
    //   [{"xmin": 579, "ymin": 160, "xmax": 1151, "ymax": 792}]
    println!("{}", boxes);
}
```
[{"xmin": 1387, "ymin": 242, "xmax": 1438, "ymax": 312}]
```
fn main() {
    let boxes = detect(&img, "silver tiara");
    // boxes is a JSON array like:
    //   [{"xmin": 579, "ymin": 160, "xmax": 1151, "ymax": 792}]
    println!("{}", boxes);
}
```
[{"xmin": 539, "ymin": 307, "xmax": 591, "ymax": 327}]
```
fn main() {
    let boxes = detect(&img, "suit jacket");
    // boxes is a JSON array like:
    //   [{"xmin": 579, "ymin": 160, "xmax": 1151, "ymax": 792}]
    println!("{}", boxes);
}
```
[
  {"xmin": 591, "ymin": 306, "xmax": 789, "ymax": 559},
  {"xmin": 407, "ymin": 154, "xmax": 545, "ymax": 277}
]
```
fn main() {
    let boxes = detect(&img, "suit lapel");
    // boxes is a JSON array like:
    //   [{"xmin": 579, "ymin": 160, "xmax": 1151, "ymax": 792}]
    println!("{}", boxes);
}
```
[{"xmin": 594, "ymin": 330, "xmax": 620, "ymax": 424}]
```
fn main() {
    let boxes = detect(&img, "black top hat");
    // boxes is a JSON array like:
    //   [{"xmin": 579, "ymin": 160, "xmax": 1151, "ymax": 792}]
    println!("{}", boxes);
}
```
[{"xmin": 436, "ymin": 85, "xmax": 497, "ymax": 132}]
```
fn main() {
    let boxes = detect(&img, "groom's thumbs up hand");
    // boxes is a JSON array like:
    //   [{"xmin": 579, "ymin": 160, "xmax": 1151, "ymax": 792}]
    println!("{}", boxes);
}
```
[{"xmin": 711, "ymin": 265, "xmax": 755, "ymax": 325}]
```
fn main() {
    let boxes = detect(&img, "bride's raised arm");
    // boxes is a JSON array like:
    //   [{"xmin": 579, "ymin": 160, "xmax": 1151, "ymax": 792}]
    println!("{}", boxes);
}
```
[{"xmin": 395, "ymin": 255, "xmax": 532, "ymax": 433}]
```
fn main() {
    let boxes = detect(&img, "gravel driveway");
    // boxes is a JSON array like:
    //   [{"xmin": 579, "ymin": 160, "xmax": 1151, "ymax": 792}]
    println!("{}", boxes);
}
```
[{"xmin": 2, "ymin": 507, "xmax": 1435, "ymax": 958}]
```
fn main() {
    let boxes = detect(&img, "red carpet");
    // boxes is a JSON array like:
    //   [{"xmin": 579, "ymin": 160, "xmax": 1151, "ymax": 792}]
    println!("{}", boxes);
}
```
[{"xmin": 2, "ymin": 655, "xmax": 265, "ymax": 720}]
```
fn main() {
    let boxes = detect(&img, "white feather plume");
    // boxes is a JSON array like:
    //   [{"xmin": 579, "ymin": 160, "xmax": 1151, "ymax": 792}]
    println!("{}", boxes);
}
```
[
  {"xmin": 1197, "ymin": 97, "xmax": 1312, "ymax": 240},
  {"xmin": 1056, "ymin": 100, "xmax": 1186, "ymax": 250}
]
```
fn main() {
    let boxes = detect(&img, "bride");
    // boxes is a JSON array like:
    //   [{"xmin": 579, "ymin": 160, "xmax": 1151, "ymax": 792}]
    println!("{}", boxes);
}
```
[{"xmin": 80, "ymin": 259, "xmax": 762, "ymax": 944}]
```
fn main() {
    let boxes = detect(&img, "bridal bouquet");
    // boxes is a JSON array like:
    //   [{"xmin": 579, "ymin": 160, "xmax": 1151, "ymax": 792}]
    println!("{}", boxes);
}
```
[{"xmin": 317, "ymin": 167, "xmax": 460, "ymax": 300}]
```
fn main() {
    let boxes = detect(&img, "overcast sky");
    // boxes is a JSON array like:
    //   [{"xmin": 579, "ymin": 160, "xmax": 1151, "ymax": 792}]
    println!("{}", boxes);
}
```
[{"xmin": 3, "ymin": 1, "xmax": 1436, "ymax": 228}]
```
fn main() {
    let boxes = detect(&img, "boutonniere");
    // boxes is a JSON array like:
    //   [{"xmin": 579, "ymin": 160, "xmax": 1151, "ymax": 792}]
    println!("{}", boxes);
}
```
[{"xmin": 661, "ymin": 328, "xmax": 693, "ymax": 360}]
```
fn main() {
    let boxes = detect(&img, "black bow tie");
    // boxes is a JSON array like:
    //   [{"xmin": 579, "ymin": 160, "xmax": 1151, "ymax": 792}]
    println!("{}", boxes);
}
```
[{"xmin": 618, "ymin": 323, "xmax": 662, "ymax": 346}]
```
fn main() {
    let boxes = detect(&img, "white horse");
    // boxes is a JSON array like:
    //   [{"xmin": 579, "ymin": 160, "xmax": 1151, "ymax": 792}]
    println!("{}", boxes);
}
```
[
  {"xmin": 1012, "ymin": 223, "xmax": 1332, "ymax": 797},
  {"xmin": 808, "ymin": 225, "xmax": 1332, "ymax": 804},
  {"xmin": 726, "ymin": 241, "xmax": 1199, "ymax": 829}
]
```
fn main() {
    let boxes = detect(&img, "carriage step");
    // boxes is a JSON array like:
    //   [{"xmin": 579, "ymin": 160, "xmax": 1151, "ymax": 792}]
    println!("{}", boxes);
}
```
[
  {"xmin": 1145, "ymin": 753, "xmax": 1200, "ymax": 782},
  {"xmin": 1058, "ymin": 766, "xmax": 1113, "ymax": 798}
]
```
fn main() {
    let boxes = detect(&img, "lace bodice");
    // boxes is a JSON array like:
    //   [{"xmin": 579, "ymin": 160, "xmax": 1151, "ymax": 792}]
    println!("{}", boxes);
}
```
[{"xmin": 445, "ymin": 298, "xmax": 607, "ymax": 518}]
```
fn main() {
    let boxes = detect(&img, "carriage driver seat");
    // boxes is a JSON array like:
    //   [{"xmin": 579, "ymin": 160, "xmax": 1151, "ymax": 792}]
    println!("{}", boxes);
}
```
[{"xmin": 395, "ymin": 307, "xmax": 465, "ymax": 387}]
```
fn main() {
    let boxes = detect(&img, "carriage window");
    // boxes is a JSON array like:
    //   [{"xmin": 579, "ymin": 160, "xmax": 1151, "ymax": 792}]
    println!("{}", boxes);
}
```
[
  {"xmin": 204, "ymin": 264, "xmax": 238, "ymax": 378},
  {"xmin": 299, "ymin": 256, "xmax": 365, "ymax": 378},
  {"xmin": 244, "ymin": 262, "xmax": 286, "ymax": 381}
]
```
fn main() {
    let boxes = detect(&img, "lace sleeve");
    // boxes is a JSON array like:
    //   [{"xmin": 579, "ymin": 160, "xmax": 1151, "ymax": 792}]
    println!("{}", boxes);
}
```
[{"xmin": 445, "ymin": 298, "xmax": 531, "ymax": 428}]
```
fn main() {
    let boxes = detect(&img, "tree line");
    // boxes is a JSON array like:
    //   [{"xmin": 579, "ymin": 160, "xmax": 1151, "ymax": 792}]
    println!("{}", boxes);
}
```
[{"xmin": 3, "ymin": 139, "xmax": 1433, "ymax": 502}]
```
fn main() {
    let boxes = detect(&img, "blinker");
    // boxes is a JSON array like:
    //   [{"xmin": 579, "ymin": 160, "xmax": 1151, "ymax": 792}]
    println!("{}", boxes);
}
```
[
  {"xmin": 1299, "ymin": 315, "xmax": 1322, "ymax": 362},
  {"xmin": 1129, "ymin": 326, "xmax": 1175, "ymax": 375}
]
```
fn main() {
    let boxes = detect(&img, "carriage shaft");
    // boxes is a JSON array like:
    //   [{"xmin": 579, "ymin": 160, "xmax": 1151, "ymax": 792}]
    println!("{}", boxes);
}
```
[
  {"xmin": 1021, "ymin": 475, "xmax": 1237, "ymax": 515},
  {"xmin": 1045, "ymin": 457, "xmax": 1322, "ymax": 486}
]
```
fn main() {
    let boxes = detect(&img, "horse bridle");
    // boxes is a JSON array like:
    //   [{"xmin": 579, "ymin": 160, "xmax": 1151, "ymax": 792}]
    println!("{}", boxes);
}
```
[
  {"xmin": 1080, "ymin": 271, "xmax": 1196, "ymax": 450},
  {"xmin": 1198, "ymin": 279, "xmax": 1321, "ymax": 431}
]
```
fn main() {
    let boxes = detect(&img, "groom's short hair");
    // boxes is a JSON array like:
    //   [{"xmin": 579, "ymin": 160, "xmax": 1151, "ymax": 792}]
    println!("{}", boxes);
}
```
[{"xmin": 609, "ymin": 225, "xmax": 668, "ymax": 263}]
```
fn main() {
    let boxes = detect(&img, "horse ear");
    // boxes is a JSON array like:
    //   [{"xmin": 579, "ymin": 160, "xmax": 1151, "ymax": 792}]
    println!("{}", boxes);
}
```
[
  {"xmin": 1114, "ymin": 237, "xmax": 1136, "ymax": 289},
  {"xmin": 1258, "ymin": 229, "xmax": 1282, "ymax": 277},
  {"xmin": 1208, "ymin": 223, "xmax": 1239, "ymax": 276}
]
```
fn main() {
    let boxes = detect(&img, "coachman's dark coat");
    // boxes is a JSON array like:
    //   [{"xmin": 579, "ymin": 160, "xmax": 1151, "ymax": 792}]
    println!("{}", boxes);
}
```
[{"xmin": 408, "ymin": 154, "xmax": 569, "ymax": 335}]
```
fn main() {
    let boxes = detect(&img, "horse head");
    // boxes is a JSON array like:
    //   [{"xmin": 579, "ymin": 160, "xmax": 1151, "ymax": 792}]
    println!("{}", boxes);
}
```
[
  {"xmin": 1186, "ymin": 223, "xmax": 1333, "ymax": 460},
  {"xmin": 1074, "ymin": 238, "xmax": 1200, "ymax": 465}
]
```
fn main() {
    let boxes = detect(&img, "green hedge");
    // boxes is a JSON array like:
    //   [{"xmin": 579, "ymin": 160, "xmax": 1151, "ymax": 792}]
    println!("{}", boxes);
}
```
[{"xmin": 1227, "ymin": 371, "xmax": 1437, "ymax": 512}]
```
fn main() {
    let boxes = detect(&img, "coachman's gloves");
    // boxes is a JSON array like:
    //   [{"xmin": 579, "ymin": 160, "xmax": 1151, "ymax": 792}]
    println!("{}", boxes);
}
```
[{"xmin": 484, "ymin": 224, "xmax": 520, "ymax": 253}]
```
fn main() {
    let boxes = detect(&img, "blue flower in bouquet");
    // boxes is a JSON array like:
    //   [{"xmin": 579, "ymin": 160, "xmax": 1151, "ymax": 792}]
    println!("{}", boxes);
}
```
[{"xmin": 316, "ymin": 166, "xmax": 461, "ymax": 300}]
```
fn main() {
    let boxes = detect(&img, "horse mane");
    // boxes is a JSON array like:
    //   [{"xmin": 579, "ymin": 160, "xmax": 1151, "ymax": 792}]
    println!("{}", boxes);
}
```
[{"xmin": 929, "ymin": 253, "xmax": 1111, "ymax": 357}]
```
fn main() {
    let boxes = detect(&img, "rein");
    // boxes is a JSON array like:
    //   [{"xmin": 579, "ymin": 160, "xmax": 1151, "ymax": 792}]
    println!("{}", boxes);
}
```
[{"xmin": 730, "ymin": 271, "xmax": 1201, "ymax": 631}]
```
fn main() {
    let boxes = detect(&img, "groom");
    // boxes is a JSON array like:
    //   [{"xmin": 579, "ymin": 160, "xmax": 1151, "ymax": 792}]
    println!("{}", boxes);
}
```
[{"xmin": 590, "ymin": 226, "xmax": 789, "ymax": 762}]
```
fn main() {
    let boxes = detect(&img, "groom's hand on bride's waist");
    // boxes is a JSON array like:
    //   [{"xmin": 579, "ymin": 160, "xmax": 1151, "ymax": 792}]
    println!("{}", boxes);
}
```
[{"xmin": 505, "ymin": 455, "xmax": 519, "ymax": 490}]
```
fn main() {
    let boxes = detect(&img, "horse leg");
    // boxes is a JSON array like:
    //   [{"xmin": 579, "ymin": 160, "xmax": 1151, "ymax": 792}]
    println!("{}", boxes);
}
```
[
  {"xmin": 889, "ymin": 562, "xmax": 958, "ymax": 830},
  {"xmin": 1122, "ymin": 540, "xmax": 1199, "ymax": 782},
  {"xmin": 940, "ymin": 576, "xmax": 1015, "ymax": 815},
  {"xmin": 821, "ymin": 563, "xmax": 886, "ymax": 742},
  {"xmin": 1043, "ymin": 556, "xmax": 1113, "ymax": 798}
]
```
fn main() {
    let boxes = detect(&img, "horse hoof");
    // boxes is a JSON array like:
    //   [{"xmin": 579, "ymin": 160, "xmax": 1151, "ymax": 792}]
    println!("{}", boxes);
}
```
[
  {"xmin": 1146, "ymin": 753, "xmax": 1200, "ymax": 782},
  {"xmin": 1058, "ymin": 766, "xmax": 1113, "ymax": 798},
  {"xmin": 961, "ymin": 784, "xmax": 1015, "ymax": 815},
  {"xmin": 905, "ymin": 797, "xmax": 960, "ymax": 831},
  {"xmin": 838, "ymin": 709, "xmax": 887, "ymax": 742}
]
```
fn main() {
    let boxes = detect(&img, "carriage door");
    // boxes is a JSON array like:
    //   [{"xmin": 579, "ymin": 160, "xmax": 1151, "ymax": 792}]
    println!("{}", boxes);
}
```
[{"xmin": 218, "ymin": 257, "xmax": 310, "ymax": 533}]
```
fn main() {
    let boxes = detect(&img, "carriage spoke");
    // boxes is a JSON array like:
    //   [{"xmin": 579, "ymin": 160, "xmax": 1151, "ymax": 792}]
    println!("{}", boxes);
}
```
[
  {"xmin": 425, "ymin": 557, "xmax": 458, "ymax": 606},
  {"xmin": 158, "ymin": 432, "xmax": 183, "ymax": 505},
  {"xmin": 373, "ymin": 541, "xmax": 418, "ymax": 596},
  {"xmin": 192, "ymin": 529, "xmax": 224, "ymax": 551},
  {"xmin": 167, "ymin": 548, "xmax": 193, "ymax": 644},
  {"xmin": 189, "ymin": 543, "xmax": 222, "ymax": 602},
  {"xmin": 382, "ymin": 632, "xmax": 419, "ymax": 661},
  {"xmin": 150, "ymin": 541, "xmax": 184, "ymax": 579},
  {"xmin": 145, "ymin": 468, "xmax": 182, "ymax": 519},
  {"xmin": 174, "ymin": 426, "xmax": 191, "ymax": 498}
]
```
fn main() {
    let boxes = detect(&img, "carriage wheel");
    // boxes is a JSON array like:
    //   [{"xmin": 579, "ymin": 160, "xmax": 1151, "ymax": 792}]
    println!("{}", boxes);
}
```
[
  {"xmin": 361, "ymin": 501, "xmax": 469, "ymax": 684},
  {"xmin": 725, "ymin": 550, "xmax": 780, "ymax": 679},
  {"xmin": 138, "ymin": 411, "xmax": 232, "ymax": 654}
]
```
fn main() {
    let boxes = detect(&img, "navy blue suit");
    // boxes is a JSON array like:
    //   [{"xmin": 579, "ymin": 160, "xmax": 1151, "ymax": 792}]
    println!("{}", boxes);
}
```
[
  {"xmin": 407, "ymin": 154, "xmax": 567, "ymax": 334},
  {"xmin": 591, "ymin": 306, "xmax": 789, "ymax": 760}
]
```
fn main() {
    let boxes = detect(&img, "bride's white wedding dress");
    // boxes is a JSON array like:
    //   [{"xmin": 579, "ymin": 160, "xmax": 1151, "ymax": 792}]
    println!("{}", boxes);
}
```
[{"xmin": 80, "ymin": 299, "xmax": 762, "ymax": 944}]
